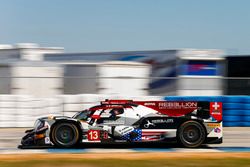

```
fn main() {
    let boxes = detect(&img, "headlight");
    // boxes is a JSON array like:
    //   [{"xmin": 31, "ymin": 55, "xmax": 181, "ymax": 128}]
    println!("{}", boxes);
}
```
[{"xmin": 34, "ymin": 119, "xmax": 44, "ymax": 131}]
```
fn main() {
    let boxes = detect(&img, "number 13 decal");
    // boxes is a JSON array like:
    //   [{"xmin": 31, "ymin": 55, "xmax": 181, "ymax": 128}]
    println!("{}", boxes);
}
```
[{"xmin": 88, "ymin": 130, "xmax": 100, "ymax": 141}]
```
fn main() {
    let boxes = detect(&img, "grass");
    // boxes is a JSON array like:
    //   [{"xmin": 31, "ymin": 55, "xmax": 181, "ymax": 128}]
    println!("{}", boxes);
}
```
[{"xmin": 1, "ymin": 157, "xmax": 250, "ymax": 167}]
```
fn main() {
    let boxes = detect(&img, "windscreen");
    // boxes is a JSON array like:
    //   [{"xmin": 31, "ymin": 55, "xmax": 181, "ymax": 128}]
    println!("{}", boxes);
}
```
[{"xmin": 72, "ymin": 110, "xmax": 93, "ymax": 121}]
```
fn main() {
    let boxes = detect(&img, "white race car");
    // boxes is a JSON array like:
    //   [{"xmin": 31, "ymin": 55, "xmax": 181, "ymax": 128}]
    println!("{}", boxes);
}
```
[{"xmin": 20, "ymin": 99, "xmax": 223, "ymax": 148}]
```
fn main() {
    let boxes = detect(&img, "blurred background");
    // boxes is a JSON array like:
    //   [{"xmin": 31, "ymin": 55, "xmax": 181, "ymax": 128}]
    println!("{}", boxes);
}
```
[
  {"xmin": 0, "ymin": 44, "xmax": 249, "ymax": 128},
  {"xmin": 0, "ymin": 0, "xmax": 250, "ymax": 129}
]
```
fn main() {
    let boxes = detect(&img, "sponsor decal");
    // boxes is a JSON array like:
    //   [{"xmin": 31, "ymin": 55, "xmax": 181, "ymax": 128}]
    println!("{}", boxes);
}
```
[
  {"xmin": 144, "ymin": 102, "xmax": 156, "ymax": 106},
  {"xmin": 151, "ymin": 119, "xmax": 174, "ymax": 124},
  {"xmin": 144, "ymin": 120, "xmax": 156, "ymax": 128},
  {"xmin": 214, "ymin": 128, "xmax": 221, "ymax": 133},
  {"xmin": 45, "ymin": 137, "xmax": 50, "ymax": 144},
  {"xmin": 105, "ymin": 105, "xmax": 125, "ymax": 108},
  {"xmin": 210, "ymin": 102, "xmax": 222, "ymax": 121},
  {"xmin": 158, "ymin": 102, "xmax": 197, "ymax": 109},
  {"xmin": 211, "ymin": 110, "xmax": 221, "ymax": 115},
  {"xmin": 118, "ymin": 126, "xmax": 134, "ymax": 135},
  {"xmin": 103, "ymin": 120, "xmax": 125, "ymax": 125},
  {"xmin": 101, "ymin": 131, "xmax": 109, "ymax": 140},
  {"xmin": 207, "ymin": 123, "xmax": 220, "ymax": 128},
  {"xmin": 144, "ymin": 119, "xmax": 174, "ymax": 128}
]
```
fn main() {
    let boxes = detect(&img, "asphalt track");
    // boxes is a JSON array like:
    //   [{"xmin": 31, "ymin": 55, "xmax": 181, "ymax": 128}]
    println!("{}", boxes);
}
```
[{"xmin": 0, "ymin": 127, "xmax": 250, "ymax": 154}]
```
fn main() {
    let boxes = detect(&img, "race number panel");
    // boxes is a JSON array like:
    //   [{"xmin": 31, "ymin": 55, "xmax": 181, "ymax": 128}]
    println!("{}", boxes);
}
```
[{"xmin": 87, "ymin": 130, "xmax": 100, "ymax": 141}]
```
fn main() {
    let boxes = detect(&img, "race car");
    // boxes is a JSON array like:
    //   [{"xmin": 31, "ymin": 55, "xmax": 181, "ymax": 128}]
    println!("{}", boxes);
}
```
[{"xmin": 20, "ymin": 99, "xmax": 223, "ymax": 148}]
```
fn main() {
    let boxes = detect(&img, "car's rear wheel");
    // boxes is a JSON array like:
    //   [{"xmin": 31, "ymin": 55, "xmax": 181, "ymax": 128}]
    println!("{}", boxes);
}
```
[
  {"xmin": 177, "ymin": 121, "xmax": 206, "ymax": 148},
  {"xmin": 51, "ymin": 122, "xmax": 79, "ymax": 148}
]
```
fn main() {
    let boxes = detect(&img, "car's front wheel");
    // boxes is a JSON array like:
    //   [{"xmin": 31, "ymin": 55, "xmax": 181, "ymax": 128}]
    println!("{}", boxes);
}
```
[
  {"xmin": 51, "ymin": 122, "xmax": 79, "ymax": 148},
  {"xmin": 177, "ymin": 121, "xmax": 206, "ymax": 148}
]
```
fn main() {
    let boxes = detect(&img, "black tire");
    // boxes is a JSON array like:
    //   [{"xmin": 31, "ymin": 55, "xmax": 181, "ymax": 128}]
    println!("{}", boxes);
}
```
[
  {"xmin": 177, "ymin": 121, "xmax": 206, "ymax": 148},
  {"xmin": 51, "ymin": 122, "xmax": 79, "ymax": 148}
]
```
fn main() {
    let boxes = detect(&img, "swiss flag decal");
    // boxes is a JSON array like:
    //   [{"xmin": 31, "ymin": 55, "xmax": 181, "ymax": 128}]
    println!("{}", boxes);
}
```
[{"xmin": 210, "ymin": 102, "xmax": 222, "ymax": 121}]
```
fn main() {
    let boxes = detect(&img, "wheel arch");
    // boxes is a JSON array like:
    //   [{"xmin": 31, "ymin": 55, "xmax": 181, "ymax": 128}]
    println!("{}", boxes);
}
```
[
  {"xmin": 49, "ymin": 119, "xmax": 83, "ymax": 146},
  {"xmin": 176, "ymin": 119, "xmax": 207, "ymax": 147},
  {"xmin": 176, "ymin": 119, "xmax": 207, "ymax": 136}
]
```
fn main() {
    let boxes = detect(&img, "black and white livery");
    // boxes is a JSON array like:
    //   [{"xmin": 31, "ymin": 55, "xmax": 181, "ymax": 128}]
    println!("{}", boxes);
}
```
[{"xmin": 20, "ymin": 99, "xmax": 223, "ymax": 148}]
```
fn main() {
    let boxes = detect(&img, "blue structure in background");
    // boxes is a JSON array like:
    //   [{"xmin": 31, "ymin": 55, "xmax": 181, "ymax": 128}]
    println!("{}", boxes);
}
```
[
  {"xmin": 163, "ymin": 96, "xmax": 250, "ymax": 127},
  {"xmin": 180, "ymin": 60, "xmax": 217, "ymax": 76}
]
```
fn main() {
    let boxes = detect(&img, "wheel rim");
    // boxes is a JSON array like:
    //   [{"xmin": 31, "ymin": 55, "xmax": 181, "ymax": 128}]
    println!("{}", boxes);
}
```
[
  {"xmin": 182, "ymin": 125, "xmax": 201, "ymax": 144},
  {"xmin": 54, "ymin": 124, "xmax": 77, "ymax": 146}
]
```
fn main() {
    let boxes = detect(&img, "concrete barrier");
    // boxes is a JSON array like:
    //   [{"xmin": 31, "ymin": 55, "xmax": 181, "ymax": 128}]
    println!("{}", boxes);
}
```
[
  {"xmin": 0, "ymin": 94, "xmax": 162, "ymax": 127},
  {"xmin": 0, "ymin": 95, "xmax": 249, "ymax": 127}
]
